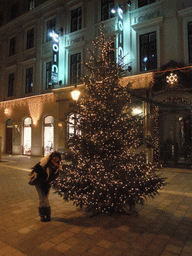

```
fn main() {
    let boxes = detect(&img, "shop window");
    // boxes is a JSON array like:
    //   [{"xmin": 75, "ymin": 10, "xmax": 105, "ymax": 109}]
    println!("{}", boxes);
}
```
[
  {"xmin": 23, "ymin": 117, "xmax": 32, "ymax": 155},
  {"xmin": 71, "ymin": 7, "xmax": 82, "ymax": 33},
  {"xmin": 188, "ymin": 22, "xmax": 192, "ymax": 63},
  {"xmin": 25, "ymin": 68, "xmax": 33, "ymax": 94},
  {"xmin": 140, "ymin": 31, "xmax": 157, "ymax": 71},
  {"xmin": 67, "ymin": 113, "xmax": 81, "ymax": 137},
  {"xmin": 101, "ymin": 0, "xmax": 115, "ymax": 21},
  {"xmin": 46, "ymin": 18, "xmax": 56, "ymax": 42},
  {"xmin": 70, "ymin": 53, "xmax": 81, "ymax": 84},
  {"xmin": 9, "ymin": 37, "xmax": 16, "ymax": 56},
  {"xmin": 26, "ymin": 28, "xmax": 34, "ymax": 50},
  {"xmin": 44, "ymin": 116, "xmax": 54, "ymax": 156},
  {"xmin": 138, "ymin": 0, "xmax": 156, "ymax": 8},
  {"xmin": 8, "ymin": 73, "xmax": 15, "ymax": 97},
  {"xmin": 67, "ymin": 113, "xmax": 81, "ymax": 148}
]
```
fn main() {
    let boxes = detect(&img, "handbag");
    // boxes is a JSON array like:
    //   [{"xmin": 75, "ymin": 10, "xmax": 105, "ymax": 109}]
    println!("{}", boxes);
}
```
[
  {"xmin": 28, "ymin": 169, "xmax": 38, "ymax": 185},
  {"xmin": 28, "ymin": 163, "xmax": 45, "ymax": 185}
]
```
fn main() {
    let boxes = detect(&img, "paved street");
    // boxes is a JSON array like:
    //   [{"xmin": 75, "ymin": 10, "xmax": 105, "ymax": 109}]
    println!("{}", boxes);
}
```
[{"xmin": 0, "ymin": 154, "xmax": 192, "ymax": 256}]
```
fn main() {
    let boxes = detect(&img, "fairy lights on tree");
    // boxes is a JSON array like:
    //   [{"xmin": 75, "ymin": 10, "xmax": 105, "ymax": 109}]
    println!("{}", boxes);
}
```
[{"xmin": 52, "ymin": 26, "xmax": 165, "ymax": 215}]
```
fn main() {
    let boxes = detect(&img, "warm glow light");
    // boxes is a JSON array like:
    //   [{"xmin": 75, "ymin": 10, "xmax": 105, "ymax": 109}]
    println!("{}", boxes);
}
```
[
  {"xmin": 4, "ymin": 108, "xmax": 8, "ymax": 114},
  {"xmin": 71, "ymin": 89, "xmax": 80, "ymax": 101},
  {"xmin": 132, "ymin": 107, "xmax": 142, "ymax": 116},
  {"xmin": 166, "ymin": 73, "xmax": 178, "ymax": 85},
  {"xmin": 33, "ymin": 120, "xmax": 37, "ymax": 126}
]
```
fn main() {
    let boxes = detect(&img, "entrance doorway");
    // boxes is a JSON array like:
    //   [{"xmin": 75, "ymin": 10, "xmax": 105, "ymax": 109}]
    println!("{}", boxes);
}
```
[
  {"xmin": 159, "ymin": 110, "xmax": 191, "ymax": 167},
  {"xmin": 6, "ymin": 119, "xmax": 13, "ymax": 154}
]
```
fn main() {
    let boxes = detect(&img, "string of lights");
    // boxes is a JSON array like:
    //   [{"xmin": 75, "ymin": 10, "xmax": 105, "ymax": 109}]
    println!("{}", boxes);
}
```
[{"xmin": 52, "ymin": 25, "xmax": 165, "ymax": 216}]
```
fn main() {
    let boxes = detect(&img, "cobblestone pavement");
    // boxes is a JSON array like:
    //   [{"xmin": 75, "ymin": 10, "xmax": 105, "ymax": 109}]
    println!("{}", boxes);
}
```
[{"xmin": 0, "ymin": 154, "xmax": 192, "ymax": 256}]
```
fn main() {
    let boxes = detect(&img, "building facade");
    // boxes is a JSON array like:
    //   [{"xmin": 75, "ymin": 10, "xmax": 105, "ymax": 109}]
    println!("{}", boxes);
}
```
[{"xmin": 0, "ymin": 0, "xmax": 192, "ymax": 166}]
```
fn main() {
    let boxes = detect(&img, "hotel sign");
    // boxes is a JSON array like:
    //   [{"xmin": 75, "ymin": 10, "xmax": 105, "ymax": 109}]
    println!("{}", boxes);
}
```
[
  {"xmin": 118, "ymin": 4, "xmax": 123, "ymax": 66},
  {"xmin": 50, "ymin": 31, "xmax": 59, "ymax": 84}
]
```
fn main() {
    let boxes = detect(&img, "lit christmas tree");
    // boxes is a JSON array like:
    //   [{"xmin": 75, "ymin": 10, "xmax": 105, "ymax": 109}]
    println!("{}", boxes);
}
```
[{"xmin": 52, "ymin": 27, "xmax": 165, "ymax": 215}]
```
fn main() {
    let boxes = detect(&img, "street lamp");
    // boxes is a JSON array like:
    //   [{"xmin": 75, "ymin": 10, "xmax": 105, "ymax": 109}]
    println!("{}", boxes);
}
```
[{"xmin": 71, "ymin": 85, "xmax": 80, "ymax": 101}]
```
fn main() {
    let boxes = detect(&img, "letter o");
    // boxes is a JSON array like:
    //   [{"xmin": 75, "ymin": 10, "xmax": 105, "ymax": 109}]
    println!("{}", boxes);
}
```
[
  {"xmin": 119, "ymin": 21, "xmax": 123, "ymax": 31},
  {"xmin": 53, "ymin": 44, "xmax": 59, "ymax": 52}
]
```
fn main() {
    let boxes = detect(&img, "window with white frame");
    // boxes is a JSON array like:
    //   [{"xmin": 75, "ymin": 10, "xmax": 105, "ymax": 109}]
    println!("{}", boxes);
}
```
[
  {"xmin": 140, "ymin": 31, "xmax": 157, "ymax": 71},
  {"xmin": 188, "ymin": 22, "xmax": 192, "ymax": 64},
  {"xmin": 8, "ymin": 73, "xmax": 15, "ymax": 97},
  {"xmin": 70, "ymin": 53, "xmax": 81, "ymax": 84},
  {"xmin": 101, "ymin": 0, "xmax": 115, "ymax": 21},
  {"xmin": 25, "ymin": 67, "xmax": 33, "ymax": 94},
  {"xmin": 26, "ymin": 28, "xmax": 34, "ymax": 50},
  {"xmin": 138, "ymin": 0, "xmax": 156, "ymax": 8},
  {"xmin": 71, "ymin": 7, "xmax": 82, "ymax": 33},
  {"xmin": 46, "ymin": 18, "xmax": 56, "ymax": 42}
]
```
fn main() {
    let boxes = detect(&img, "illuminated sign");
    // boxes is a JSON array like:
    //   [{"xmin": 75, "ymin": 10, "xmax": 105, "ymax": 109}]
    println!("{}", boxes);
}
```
[
  {"xmin": 50, "ymin": 31, "xmax": 59, "ymax": 84},
  {"xmin": 118, "ymin": 5, "xmax": 123, "ymax": 66}
]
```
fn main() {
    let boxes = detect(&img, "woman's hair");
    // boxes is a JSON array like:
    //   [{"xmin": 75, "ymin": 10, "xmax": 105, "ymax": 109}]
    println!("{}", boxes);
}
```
[{"xmin": 50, "ymin": 151, "xmax": 61, "ymax": 162}]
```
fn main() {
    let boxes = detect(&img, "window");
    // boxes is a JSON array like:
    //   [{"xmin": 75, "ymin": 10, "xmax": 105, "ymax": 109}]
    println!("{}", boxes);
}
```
[
  {"xmin": 140, "ymin": 32, "xmax": 157, "ymax": 71},
  {"xmin": 23, "ymin": 117, "xmax": 32, "ymax": 155},
  {"xmin": 44, "ymin": 116, "xmax": 54, "ymax": 156},
  {"xmin": 188, "ymin": 22, "xmax": 192, "ymax": 63},
  {"xmin": 138, "ymin": 0, "xmax": 156, "ymax": 8},
  {"xmin": 26, "ymin": 28, "xmax": 34, "ymax": 50},
  {"xmin": 46, "ymin": 61, "xmax": 52, "ymax": 89},
  {"xmin": 10, "ymin": 3, "xmax": 18, "ymax": 20},
  {"xmin": 70, "ymin": 53, "xmax": 81, "ymax": 84},
  {"xmin": 25, "ymin": 68, "xmax": 33, "ymax": 94},
  {"xmin": 8, "ymin": 73, "xmax": 15, "ymax": 97},
  {"xmin": 101, "ymin": 0, "xmax": 115, "ymax": 21},
  {"xmin": 68, "ymin": 113, "xmax": 81, "ymax": 138},
  {"xmin": 9, "ymin": 37, "xmax": 16, "ymax": 56},
  {"xmin": 28, "ymin": 0, "xmax": 35, "ymax": 10},
  {"xmin": 71, "ymin": 7, "xmax": 82, "ymax": 33},
  {"xmin": 107, "ymin": 42, "xmax": 115, "ymax": 62},
  {"xmin": 46, "ymin": 18, "xmax": 56, "ymax": 42}
]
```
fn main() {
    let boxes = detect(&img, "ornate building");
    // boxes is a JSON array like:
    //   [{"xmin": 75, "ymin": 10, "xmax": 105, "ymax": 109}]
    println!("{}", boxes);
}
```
[{"xmin": 0, "ymin": 0, "xmax": 192, "ymax": 167}]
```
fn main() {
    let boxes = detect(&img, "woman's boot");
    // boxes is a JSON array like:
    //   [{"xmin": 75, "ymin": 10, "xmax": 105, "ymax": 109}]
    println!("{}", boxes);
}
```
[
  {"xmin": 45, "ymin": 206, "xmax": 51, "ymax": 222},
  {"xmin": 38, "ymin": 207, "xmax": 47, "ymax": 222}
]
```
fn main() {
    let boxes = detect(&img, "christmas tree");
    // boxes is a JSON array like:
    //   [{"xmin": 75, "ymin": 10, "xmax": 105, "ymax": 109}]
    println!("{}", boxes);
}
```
[{"xmin": 52, "ymin": 27, "xmax": 165, "ymax": 215}]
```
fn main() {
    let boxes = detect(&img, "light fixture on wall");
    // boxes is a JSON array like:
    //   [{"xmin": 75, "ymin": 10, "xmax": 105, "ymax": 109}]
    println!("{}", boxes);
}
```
[
  {"xmin": 111, "ymin": 8, "xmax": 116, "ymax": 14},
  {"xmin": 71, "ymin": 85, "xmax": 81, "ymax": 101},
  {"xmin": 132, "ymin": 107, "xmax": 143, "ymax": 116},
  {"xmin": 4, "ymin": 108, "xmax": 8, "ymax": 115}
]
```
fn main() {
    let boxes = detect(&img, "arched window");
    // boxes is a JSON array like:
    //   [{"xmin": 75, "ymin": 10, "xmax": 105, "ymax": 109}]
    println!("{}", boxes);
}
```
[
  {"xmin": 44, "ymin": 116, "xmax": 54, "ymax": 156},
  {"xmin": 23, "ymin": 117, "xmax": 32, "ymax": 155}
]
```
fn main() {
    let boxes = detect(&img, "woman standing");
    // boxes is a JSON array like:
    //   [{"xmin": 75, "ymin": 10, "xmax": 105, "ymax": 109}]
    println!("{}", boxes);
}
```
[{"xmin": 30, "ymin": 151, "xmax": 62, "ymax": 222}]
